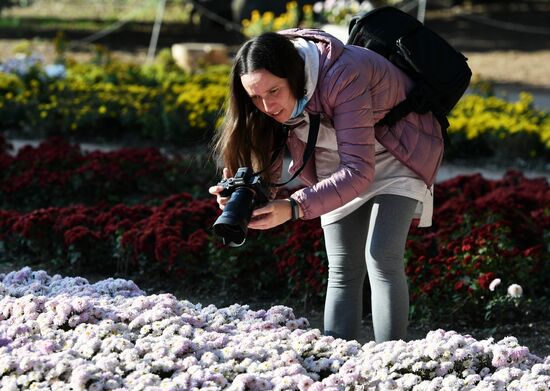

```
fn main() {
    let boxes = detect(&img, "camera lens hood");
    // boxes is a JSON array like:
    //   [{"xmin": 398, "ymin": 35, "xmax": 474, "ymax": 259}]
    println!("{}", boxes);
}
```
[{"xmin": 212, "ymin": 214, "xmax": 247, "ymax": 247}]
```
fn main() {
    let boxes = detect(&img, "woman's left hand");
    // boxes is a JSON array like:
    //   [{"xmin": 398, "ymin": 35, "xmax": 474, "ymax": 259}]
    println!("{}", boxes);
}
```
[{"xmin": 248, "ymin": 199, "xmax": 294, "ymax": 230}]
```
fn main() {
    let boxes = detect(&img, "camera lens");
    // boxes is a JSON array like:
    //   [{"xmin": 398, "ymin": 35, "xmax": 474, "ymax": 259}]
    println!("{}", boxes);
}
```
[{"xmin": 212, "ymin": 186, "xmax": 255, "ymax": 246}]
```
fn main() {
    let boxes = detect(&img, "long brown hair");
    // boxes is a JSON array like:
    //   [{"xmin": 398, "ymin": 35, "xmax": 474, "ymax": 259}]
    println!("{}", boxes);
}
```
[{"xmin": 212, "ymin": 32, "xmax": 305, "ymax": 183}]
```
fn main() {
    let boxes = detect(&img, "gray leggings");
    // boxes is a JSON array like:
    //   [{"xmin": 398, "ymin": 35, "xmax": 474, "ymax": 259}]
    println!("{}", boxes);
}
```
[{"xmin": 322, "ymin": 194, "xmax": 417, "ymax": 343}]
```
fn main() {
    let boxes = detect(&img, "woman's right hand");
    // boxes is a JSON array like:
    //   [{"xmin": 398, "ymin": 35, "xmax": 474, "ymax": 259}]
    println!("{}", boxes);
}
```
[{"xmin": 208, "ymin": 167, "xmax": 231, "ymax": 210}]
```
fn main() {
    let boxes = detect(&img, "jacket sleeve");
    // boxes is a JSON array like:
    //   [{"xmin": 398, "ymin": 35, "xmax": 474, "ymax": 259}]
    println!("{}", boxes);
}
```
[{"xmin": 291, "ymin": 59, "xmax": 377, "ymax": 220}]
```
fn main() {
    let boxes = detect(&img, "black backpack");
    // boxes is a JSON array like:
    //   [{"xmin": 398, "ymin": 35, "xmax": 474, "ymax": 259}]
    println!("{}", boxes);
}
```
[{"xmin": 347, "ymin": 6, "xmax": 472, "ymax": 143}]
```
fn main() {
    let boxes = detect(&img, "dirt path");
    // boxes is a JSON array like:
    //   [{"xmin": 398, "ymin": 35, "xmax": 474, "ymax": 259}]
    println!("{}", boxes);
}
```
[{"xmin": 465, "ymin": 50, "xmax": 550, "ymax": 89}]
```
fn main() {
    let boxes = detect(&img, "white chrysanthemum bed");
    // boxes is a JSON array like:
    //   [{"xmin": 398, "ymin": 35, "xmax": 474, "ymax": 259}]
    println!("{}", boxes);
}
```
[{"xmin": 1, "ymin": 268, "xmax": 549, "ymax": 390}]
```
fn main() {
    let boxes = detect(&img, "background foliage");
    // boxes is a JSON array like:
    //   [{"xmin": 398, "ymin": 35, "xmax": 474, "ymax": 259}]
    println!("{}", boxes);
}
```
[
  {"xmin": 0, "ymin": 56, "xmax": 549, "ymax": 166},
  {"xmin": 0, "ymin": 57, "xmax": 229, "ymax": 145}
]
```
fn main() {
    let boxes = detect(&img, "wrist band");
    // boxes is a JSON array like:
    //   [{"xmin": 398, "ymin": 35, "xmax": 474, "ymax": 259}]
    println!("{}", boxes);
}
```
[{"xmin": 288, "ymin": 198, "xmax": 300, "ymax": 221}]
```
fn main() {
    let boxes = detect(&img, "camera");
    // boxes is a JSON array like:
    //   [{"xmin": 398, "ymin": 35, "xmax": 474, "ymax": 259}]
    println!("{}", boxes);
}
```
[{"xmin": 212, "ymin": 167, "xmax": 271, "ymax": 246}]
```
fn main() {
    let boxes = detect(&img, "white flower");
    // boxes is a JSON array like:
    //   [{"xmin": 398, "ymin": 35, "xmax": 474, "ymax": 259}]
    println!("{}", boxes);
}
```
[
  {"xmin": 489, "ymin": 278, "xmax": 501, "ymax": 291},
  {"xmin": 2, "ymin": 268, "xmax": 549, "ymax": 389},
  {"xmin": 507, "ymin": 284, "xmax": 523, "ymax": 298},
  {"xmin": 44, "ymin": 64, "xmax": 66, "ymax": 79}
]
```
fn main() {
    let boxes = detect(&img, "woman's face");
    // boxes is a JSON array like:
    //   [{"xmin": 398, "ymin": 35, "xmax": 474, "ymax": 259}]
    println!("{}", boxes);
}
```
[{"xmin": 240, "ymin": 69, "xmax": 296, "ymax": 123}]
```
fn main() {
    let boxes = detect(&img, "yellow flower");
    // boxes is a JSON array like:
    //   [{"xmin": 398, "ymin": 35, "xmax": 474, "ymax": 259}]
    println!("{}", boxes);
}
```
[
  {"xmin": 262, "ymin": 11, "xmax": 275, "ymax": 23},
  {"xmin": 98, "ymin": 106, "xmax": 107, "ymax": 114},
  {"xmin": 274, "ymin": 18, "xmax": 286, "ymax": 31},
  {"xmin": 251, "ymin": 10, "xmax": 261, "ymax": 23}
]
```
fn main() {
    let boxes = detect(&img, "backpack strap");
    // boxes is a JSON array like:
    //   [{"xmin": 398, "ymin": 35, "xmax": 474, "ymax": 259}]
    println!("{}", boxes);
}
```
[
  {"xmin": 375, "ymin": 83, "xmax": 452, "ymax": 146},
  {"xmin": 375, "ymin": 83, "xmax": 431, "ymax": 128}
]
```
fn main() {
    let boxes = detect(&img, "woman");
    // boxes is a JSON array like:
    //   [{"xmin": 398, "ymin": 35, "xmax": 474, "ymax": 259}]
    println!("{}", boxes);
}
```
[{"xmin": 209, "ymin": 29, "xmax": 443, "ymax": 343}]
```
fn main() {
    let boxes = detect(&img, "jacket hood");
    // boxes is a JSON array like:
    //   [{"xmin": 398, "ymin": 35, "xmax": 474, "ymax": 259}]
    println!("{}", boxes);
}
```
[{"xmin": 278, "ymin": 28, "xmax": 346, "ymax": 79}]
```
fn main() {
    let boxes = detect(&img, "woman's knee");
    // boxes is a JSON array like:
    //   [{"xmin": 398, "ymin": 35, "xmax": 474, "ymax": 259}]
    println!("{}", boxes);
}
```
[
  {"xmin": 369, "ymin": 243, "xmax": 405, "ymax": 268},
  {"xmin": 367, "ymin": 240, "xmax": 407, "ymax": 280},
  {"xmin": 327, "ymin": 263, "xmax": 366, "ymax": 287}
]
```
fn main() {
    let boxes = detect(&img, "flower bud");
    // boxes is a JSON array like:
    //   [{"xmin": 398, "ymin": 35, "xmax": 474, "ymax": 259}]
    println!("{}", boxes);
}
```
[{"xmin": 489, "ymin": 278, "xmax": 501, "ymax": 291}]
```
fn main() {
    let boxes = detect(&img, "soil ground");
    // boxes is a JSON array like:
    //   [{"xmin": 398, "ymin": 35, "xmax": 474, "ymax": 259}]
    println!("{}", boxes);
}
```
[{"xmin": 1, "ymin": 1, "xmax": 550, "ymax": 359}]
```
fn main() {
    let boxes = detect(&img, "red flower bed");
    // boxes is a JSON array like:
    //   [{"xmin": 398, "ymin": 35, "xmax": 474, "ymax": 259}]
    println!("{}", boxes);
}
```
[
  {"xmin": 0, "ymin": 135, "xmax": 216, "ymax": 211},
  {"xmin": 271, "ymin": 172, "xmax": 550, "ymax": 318},
  {"xmin": 405, "ymin": 171, "xmax": 550, "ymax": 324},
  {"xmin": 274, "ymin": 218, "xmax": 327, "ymax": 296},
  {"xmin": 1, "ymin": 193, "xmax": 220, "ymax": 279}
]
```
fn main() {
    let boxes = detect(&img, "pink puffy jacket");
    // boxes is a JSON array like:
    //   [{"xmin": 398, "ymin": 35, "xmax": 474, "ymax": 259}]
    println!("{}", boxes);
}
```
[{"xmin": 274, "ymin": 29, "xmax": 444, "ymax": 220}]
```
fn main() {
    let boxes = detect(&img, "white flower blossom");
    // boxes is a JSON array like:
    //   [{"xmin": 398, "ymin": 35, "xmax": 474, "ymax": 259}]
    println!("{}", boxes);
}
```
[
  {"xmin": 507, "ymin": 284, "xmax": 524, "ymax": 298},
  {"xmin": 0, "ymin": 268, "xmax": 547, "ymax": 390}
]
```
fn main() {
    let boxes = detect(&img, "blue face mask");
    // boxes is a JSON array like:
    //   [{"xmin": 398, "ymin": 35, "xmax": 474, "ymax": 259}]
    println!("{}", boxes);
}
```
[{"xmin": 290, "ymin": 96, "xmax": 309, "ymax": 119}]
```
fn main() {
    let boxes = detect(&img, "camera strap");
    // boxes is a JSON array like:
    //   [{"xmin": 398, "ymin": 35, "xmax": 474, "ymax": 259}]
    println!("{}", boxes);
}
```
[{"xmin": 267, "ymin": 112, "xmax": 321, "ymax": 187}]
